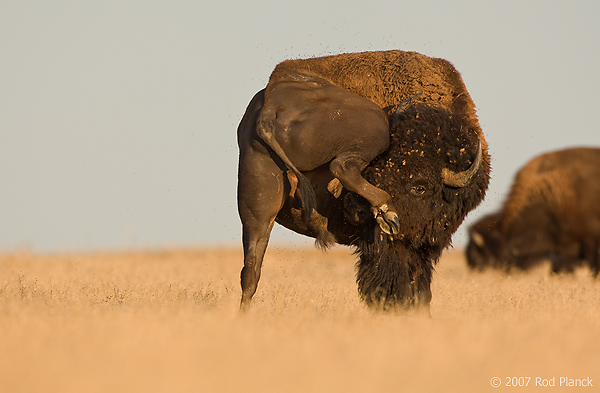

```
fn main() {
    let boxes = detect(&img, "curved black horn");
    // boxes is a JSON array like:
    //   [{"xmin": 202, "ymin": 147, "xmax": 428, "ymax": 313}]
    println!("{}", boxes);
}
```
[
  {"xmin": 441, "ymin": 139, "xmax": 483, "ymax": 188},
  {"xmin": 391, "ymin": 93, "xmax": 424, "ymax": 125}
]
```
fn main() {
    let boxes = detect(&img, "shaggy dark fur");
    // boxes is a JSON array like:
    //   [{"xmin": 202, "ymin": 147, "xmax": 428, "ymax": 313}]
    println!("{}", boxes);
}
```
[{"xmin": 351, "ymin": 104, "xmax": 490, "ymax": 308}]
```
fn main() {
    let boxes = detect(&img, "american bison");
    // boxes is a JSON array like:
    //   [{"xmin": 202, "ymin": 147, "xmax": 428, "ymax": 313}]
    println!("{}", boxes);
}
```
[
  {"xmin": 238, "ymin": 50, "xmax": 491, "ymax": 310},
  {"xmin": 466, "ymin": 147, "xmax": 600, "ymax": 276}
]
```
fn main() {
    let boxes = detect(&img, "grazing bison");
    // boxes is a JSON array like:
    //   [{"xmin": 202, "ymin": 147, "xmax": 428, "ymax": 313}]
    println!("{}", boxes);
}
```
[
  {"xmin": 237, "ymin": 50, "xmax": 491, "ymax": 310},
  {"xmin": 466, "ymin": 147, "xmax": 600, "ymax": 276}
]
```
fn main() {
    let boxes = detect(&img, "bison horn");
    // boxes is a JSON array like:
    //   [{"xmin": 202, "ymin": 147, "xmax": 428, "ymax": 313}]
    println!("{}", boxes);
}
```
[
  {"xmin": 391, "ymin": 93, "xmax": 424, "ymax": 125},
  {"xmin": 441, "ymin": 139, "xmax": 483, "ymax": 188}
]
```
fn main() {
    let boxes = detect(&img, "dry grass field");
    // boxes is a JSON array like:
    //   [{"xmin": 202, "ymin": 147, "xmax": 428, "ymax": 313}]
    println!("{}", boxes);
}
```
[{"xmin": 1, "ymin": 246, "xmax": 599, "ymax": 393}]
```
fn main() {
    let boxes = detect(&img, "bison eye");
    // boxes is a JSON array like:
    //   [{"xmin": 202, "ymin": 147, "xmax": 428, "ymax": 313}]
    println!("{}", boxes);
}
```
[{"xmin": 411, "ymin": 185, "xmax": 427, "ymax": 195}]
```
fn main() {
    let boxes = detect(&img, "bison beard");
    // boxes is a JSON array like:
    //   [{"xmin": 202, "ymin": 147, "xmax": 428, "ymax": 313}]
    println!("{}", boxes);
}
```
[
  {"xmin": 347, "ymin": 104, "xmax": 490, "ymax": 309},
  {"xmin": 355, "ymin": 236, "xmax": 435, "ymax": 309}
]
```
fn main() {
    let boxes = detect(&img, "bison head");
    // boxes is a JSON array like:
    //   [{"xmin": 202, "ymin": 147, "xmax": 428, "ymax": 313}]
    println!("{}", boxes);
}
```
[
  {"xmin": 466, "ymin": 212, "xmax": 505, "ymax": 270},
  {"xmin": 467, "ymin": 206, "xmax": 573, "ymax": 272},
  {"xmin": 347, "ymin": 104, "xmax": 490, "ymax": 309}
]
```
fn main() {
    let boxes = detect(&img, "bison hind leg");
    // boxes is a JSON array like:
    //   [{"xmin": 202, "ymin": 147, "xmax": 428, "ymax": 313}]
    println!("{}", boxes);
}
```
[
  {"xmin": 238, "ymin": 150, "xmax": 287, "ymax": 310},
  {"xmin": 329, "ymin": 155, "xmax": 399, "ymax": 235}
]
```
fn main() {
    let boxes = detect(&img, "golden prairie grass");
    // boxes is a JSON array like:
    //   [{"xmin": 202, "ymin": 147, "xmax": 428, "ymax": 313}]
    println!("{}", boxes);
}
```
[{"xmin": 1, "ymin": 246, "xmax": 599, "ymax": 393}]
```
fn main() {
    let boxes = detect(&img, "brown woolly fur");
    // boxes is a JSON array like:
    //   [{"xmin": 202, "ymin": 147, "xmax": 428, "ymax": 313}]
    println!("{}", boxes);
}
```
[
  {"xmin": 467, "ymin": 147, "xmax": 600, "ymax": 276},
  {"xmin": 269, "ymin": 51, "xmax": 483, "ymax": 141}
]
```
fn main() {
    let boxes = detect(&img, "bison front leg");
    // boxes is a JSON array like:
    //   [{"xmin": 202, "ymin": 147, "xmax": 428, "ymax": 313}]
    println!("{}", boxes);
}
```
[{"xmin": 329, "ymin": 154, "xmax": 399, "ymax": 235}]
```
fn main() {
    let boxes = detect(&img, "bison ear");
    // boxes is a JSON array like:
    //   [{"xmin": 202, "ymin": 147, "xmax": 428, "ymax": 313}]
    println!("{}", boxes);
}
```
[{"xmin": 391, "ymin": 93, "xmax": 424, "ymax": 126}]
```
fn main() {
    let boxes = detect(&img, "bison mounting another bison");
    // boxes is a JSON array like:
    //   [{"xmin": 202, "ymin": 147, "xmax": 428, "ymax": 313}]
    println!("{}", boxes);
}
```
[
  {"xmin": 237, "ymin": 50, "xmax": 491, "ymax": 310},
  {"xmin": 467, "ymin": 147, "xmax": 600, "ymax": 276}
]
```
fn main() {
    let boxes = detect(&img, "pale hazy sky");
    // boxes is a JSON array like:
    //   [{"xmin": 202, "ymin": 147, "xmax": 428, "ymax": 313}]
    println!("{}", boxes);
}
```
[{"xmin": 1, "ymin": 1, "xmax": 599, "ymax": 252}]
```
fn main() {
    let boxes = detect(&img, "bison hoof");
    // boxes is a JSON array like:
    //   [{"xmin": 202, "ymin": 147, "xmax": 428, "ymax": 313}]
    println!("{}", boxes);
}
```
[{"xmin": 373, "ymin": 205, "xmax": 400, "ymax": 235}]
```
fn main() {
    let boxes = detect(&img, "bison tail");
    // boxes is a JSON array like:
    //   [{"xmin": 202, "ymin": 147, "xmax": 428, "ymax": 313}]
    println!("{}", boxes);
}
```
[{"xmin": 295, "ymin": 170, "xmax": 317, "ymax": 223}]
